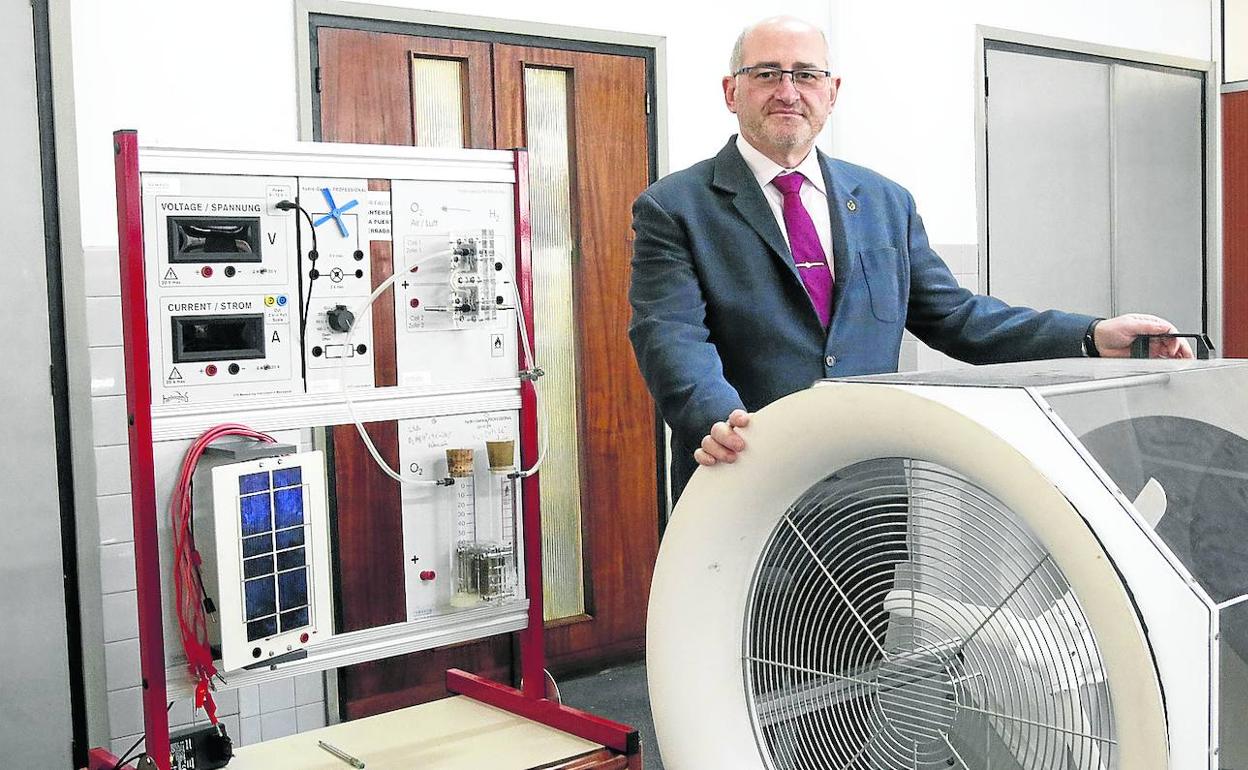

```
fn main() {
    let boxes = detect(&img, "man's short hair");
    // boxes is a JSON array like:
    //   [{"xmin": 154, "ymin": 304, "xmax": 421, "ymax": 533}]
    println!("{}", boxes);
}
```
[{"xmin": 728, "ymin": 16, "xmax": 832, "ymax": 74}]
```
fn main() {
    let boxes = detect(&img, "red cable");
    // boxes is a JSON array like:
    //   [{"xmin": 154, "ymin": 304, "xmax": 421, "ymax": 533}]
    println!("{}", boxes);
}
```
[{"xmin": 170, "ymin": 424, "xmax": 274, "ymax": 724}]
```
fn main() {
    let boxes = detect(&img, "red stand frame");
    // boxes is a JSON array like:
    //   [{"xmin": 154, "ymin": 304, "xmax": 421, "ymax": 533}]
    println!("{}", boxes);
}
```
[
  {"xmin": 88, "ymin": 134, "xmax": 639, "ymax": 769},
  {"xmin": 87, "ymin": 130, "xmax": 171, "ymax": 770}
]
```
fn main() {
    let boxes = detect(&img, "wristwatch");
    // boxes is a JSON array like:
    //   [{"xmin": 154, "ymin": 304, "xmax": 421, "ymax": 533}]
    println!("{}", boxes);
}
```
[{"xmin": 1082, "ymin": 319, "xmax": 1103, "ymax": 358}]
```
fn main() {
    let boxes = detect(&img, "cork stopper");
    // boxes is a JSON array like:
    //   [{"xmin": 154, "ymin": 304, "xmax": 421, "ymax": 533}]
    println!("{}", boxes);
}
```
[
  {"xmin": 445, "ymin": 448, "xmax": 474, "ymax": 477},
  {"xmin": 485, "ymin": 440, "xmax": 515, "ymax": 471}
]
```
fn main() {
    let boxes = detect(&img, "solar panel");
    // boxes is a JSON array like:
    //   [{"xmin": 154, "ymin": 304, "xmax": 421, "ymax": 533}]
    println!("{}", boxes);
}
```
[
  {"xmin": 235, "ymin": 467, "xmax": 311, "ymax": 643},
  {"xmin": 212, "ymin": 450, "xmax": 330, "ymax": 671}
]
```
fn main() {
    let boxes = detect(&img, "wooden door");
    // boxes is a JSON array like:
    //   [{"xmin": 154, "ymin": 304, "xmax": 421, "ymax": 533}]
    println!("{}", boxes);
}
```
[
  {"xmin": 1225, "ymin": 90, "xmax": 1248, "ymax": 357},
  {"xmin": 318, "ymin": 30, "xmax": 496, "ymax": 148},
  {"xmin": 315, "ymin": 25, "xmax": 657, "ymax": 717},
  {"xmin": 491, "ymin": 43, "xmax": 655, "ymax": 671}
]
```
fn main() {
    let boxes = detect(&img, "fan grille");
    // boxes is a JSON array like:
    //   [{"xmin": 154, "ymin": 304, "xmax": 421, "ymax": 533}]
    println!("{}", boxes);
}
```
[{"xmin": 744, "ymin": 458, "xmax": 1117, "ymax": 769}]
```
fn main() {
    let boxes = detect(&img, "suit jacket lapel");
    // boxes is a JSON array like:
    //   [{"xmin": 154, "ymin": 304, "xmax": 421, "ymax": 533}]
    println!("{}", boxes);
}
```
[
  {"xmin": 819, "ymin": 151, "xmax": 861, "ymax": 321},
  {"xmin": 711, "ymin": 138, "xmax": 803, "ymax": 288}
]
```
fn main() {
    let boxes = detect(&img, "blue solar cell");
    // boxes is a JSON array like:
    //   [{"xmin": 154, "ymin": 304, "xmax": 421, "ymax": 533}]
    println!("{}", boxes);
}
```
[
  {"xmin": 239, "ymin": 493, "xmax": 272, "ymax": 536},
  {"xmin": 276, "ymin": 548, "xmax": 306, "ymax": 571},
  {"xmin": 273, "ymin": 487, "xmax": 304, "ymax": 529},
  {"xmin": 247, "ymin": 616, "xmax": 278, "ymax": 642},
  {"xmin": 274, "ymin": 528, "xmax": 305, "ymax": 550},
  {"xmin": 243, "ymin": 555, "xmax": 273, "ymax": 580},
  {"xmin": 239, "ymin": 471, "xmax": 270, "ymax": 494},
  {"xmin": 244, "ymin": 577, "xmax": 276, "ymax": 621},
  {"xmin": 279, "ymin": 607, "xmax": 310, "ymax": 632},
  {"xmin": 278, "ymin": 568, "xmax": 308, "ymax": 610},
  {"xmin": 236, "ymin": 462, "xmax": 318, "ymax": 645},
  {"xmin": 272, "ymin": 467, "xmax": 302, "ymax": 489},
  {"xmin": 242, "ymin": 534, "xmax": 272, "ymax": 558}
]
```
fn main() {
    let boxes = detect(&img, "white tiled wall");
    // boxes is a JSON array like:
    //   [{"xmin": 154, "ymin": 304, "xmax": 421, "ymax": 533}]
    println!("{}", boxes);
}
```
[
  {"xmin": 97, "ymin": 493, "xmax": 133, "ymax": 544},
  {"xmin": 899, "ymin": 243, "xmax": 979, "ymax": 373},
  {"xmin": 83, "ymin": 247, "xmax": 326, "ymax": 751}
]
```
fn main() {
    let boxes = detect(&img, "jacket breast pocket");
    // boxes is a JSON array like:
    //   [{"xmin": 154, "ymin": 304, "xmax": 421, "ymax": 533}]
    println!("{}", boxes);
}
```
[{"xmin": 858, "ymin": 246, "xmax": 903, "ymax": 323}]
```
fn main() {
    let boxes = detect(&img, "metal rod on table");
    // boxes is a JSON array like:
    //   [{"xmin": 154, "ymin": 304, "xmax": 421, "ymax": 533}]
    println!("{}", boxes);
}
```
[{"xmin": 317, "ymin": 740, "xmax": 365, "ymax": 768}]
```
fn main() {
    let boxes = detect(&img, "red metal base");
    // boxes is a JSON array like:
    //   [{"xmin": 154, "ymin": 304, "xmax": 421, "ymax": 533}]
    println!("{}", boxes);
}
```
[
  {"xmin": 446, "ymin": 668, "xmax": 641, "ymax": 755},
  {"xmin": 87, "ymin": 747, "xmax": 135, "ymax": 770}
]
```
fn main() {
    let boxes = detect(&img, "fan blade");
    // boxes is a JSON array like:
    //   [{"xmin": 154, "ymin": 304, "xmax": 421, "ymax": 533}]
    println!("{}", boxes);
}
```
[
  {"xmin": 1131, "ymin": 476, "xmax": 1168, "ymax": 528},
  {"xmin": 749, "ymin": 657, "xmax": 879, "ymax": 725},
  {"xmin": 1055, "ymin": 684, "xmax": 1108, "ymax": 770},
  {"xmin": 889, "ymin": 588, "xmax": 1113, "ymax": 769},
  {"xmin": 1018, "ymin": 592, "xmax": 1106, "ymax": 693},
  {"xmin": 954, "ymin": 649, "xmax": 1112, "ymax": 770},
  {"xmin": 883, "ymin": 588, "xmax": 1026, "ymax": 654}
]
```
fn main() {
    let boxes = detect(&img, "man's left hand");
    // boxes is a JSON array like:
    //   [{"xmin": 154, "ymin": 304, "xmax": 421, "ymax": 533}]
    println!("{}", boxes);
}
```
[{"xmin": 1094, "ymin": 313, "xmax": 1195, "ymax": 359}]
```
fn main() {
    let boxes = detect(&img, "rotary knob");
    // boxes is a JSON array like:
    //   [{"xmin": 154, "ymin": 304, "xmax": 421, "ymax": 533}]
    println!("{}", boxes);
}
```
[{"xmin": 327, "ymin": 304, "xmax": 355, "ymax": 333}]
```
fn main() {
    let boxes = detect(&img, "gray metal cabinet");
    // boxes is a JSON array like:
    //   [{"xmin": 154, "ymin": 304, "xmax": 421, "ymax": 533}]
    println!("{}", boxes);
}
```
[{"xmin": 985, "ymin": 45, "xmax": 1205, "ymax": 335}]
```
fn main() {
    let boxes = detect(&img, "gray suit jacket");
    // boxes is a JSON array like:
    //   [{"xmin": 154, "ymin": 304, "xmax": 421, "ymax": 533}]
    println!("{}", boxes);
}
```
[{"xmin": 629, "ymin": 137, "xmax": 1094, "ymax": 499}]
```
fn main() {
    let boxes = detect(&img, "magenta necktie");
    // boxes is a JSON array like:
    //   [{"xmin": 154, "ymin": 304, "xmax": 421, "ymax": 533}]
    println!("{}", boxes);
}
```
[{"xmin": 772, "ymin": 172, "xmax": 833, "ymax": 328}]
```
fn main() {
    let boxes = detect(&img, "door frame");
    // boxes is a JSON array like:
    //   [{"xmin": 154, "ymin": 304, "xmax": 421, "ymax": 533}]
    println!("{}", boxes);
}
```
[
  {"xmin": 6, "ymin": 0, "xmax": 86, "ymax": 764},
  {"xmin": 294, "ymin": 1, "xmax": 666, "ymax": 176},
  {"xmin": 974, "ymin": 27, "xmax": 1221, "ymax": 347}
]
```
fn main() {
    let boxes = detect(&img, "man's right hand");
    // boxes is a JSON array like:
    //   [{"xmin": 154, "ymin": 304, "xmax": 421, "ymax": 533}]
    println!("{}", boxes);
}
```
[{"xmin": 694, "ymin": 409, "xmax": 751, "ymax": 466}]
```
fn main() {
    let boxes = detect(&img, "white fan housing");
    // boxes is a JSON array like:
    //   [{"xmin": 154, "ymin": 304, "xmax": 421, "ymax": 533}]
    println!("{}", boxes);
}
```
[{"xmin": 649, "ymin": 359, "xmax": 1248, "ymax": 770}]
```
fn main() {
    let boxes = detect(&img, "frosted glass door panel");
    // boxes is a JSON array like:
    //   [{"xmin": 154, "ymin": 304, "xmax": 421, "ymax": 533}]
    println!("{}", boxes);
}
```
[
  {"xmin": 1112, "ymin": 65, "xmax": 1204, "ymax": 333},
  {"xmin": 411, "ymin": 56, "xmax": 466, "ymax": 148},
  {"xmin": 524, "ymin": 67, "xmax": 586, "ymax": 621}
]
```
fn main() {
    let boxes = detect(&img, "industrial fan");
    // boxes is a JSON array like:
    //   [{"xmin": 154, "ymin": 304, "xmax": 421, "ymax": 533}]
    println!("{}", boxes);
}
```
[
  {"xmin": 648, "ymin": 360, "xmax": 1248, "ymax": 770},
  {"xmin": 746, "ymin": 459, "xmax": 1111, "ymax": 769}
]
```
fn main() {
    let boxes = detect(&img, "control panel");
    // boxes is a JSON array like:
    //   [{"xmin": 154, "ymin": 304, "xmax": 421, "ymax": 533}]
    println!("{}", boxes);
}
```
[
  {"xmin": 153, "ymin": 293, "xmax": 295, "ymax": 404},
  {"xmin": 297, "ymin": 178, "xmax": 376, "ymax": 392},
  {"xmin": 390, "ymin": 180, "xmax": 519, "ymax": 387},
  {"xmin": 142, "ymin": 173, "xmax": 301, "ymax": 405},
  {"xmin": 145, "ymin": 174, "xmax": 295, "ymax": 290}
]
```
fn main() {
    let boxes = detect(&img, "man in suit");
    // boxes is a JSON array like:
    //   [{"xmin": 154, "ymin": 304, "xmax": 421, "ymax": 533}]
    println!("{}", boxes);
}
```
[{"xmin": 628, "ymin": 15, "xmax": 1191, "ymax": 501}]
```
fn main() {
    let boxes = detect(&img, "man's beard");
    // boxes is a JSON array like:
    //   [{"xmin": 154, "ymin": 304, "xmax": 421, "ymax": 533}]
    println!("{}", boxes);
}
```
[{"xmin": 742, "ymin": 112, "xmax": 816, "ymax": 153}]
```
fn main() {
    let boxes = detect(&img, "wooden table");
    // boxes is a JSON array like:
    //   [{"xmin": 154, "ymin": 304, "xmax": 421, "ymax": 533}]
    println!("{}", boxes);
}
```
[{"xmin": 228, "ymin": 695, "xmax": 623, "ymax": 769}]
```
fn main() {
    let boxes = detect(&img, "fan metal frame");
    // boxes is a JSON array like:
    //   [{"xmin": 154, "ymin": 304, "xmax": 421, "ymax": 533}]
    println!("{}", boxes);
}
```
[
  {"xmin": 743, "ymin": 457, "xmax": 1115, "ymax": 769},
  {"xmin": 647, "ymin": 383, "xmax": 1168, "ymax": 770}
]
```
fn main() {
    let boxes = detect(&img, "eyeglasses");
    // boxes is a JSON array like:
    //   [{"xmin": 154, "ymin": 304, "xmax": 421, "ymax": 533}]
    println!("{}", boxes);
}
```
[{"xmin": 734, "ymin": 66, "xmax": 832, "ymax": 88}]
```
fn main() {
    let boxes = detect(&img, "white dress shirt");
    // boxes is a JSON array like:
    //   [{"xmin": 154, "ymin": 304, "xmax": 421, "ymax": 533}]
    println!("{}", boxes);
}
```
[{"xmin": 735, "ymin": 135, "xmax": 834, "ymax": 278}]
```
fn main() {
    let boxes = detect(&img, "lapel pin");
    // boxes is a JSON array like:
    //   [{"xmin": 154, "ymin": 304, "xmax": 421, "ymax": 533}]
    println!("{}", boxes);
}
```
[{"xmin": 846, "ymin": 200, "xmax": 858, "ymax": 212}]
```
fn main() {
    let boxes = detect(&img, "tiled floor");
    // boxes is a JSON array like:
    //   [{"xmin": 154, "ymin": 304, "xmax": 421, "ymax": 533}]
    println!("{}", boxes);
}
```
[{"xmin": 557, "ymin": 660, "xmax": 664, "ymax": 770}]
